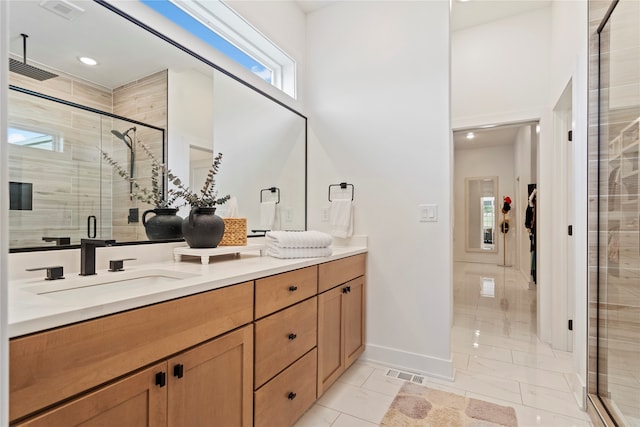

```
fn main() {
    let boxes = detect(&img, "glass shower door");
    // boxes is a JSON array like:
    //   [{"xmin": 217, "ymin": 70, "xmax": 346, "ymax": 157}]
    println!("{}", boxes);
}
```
[{"xmin": 596, "ymin": 0, "xmax": 640, "ymax": 424}]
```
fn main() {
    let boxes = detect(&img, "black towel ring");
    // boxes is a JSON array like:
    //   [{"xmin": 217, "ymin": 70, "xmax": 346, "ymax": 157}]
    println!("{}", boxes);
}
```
[
  {"xmin": 328, "ymin": 182, "xmax": 354, "ymax": 202},
  {"xmin": 260, "ymin": 187, "xmax": 280, "ymax": 204}
]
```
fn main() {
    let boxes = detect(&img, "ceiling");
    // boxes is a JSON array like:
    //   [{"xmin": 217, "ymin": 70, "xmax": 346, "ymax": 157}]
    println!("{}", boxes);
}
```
[
  {"xmin": 9, "ymin": 0, "xmax": 209, "ymax": 90},
  {"xmin": 453, "ymin": 123, "xmax": 537, "ymax": 150},
  {"xmin": 295, "ymin": 0, "xmax": 552, "ymax": 31}
]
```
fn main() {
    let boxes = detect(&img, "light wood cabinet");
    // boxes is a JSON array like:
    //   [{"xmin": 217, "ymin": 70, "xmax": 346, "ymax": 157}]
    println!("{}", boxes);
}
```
[
  {"xmin": 10, "ymin": 253, "xmax": 367, "ymax": 426},
  {"xmin": 10, "ymin": 281, "xmax": 253, "ymax": 422},
  {"xmin": 13, "ymin": 362, "xmax": 168, "ymax": 427},
  {"xmin": 317, "ymin": 255, "xmax": 366, "ymax": 397},
  {"xmin": 14, "ymin": 325, "xmax": 253, "ymax": 427}
]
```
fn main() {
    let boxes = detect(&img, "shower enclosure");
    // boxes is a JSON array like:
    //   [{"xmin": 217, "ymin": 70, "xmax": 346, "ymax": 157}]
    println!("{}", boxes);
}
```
[
  {"xmin": 589, "ymin": 0, "xmax": 640, "ymax": 425},
  {"xmin": 7, "ymin": 87, "xmax": 165, "ymax": 249}
]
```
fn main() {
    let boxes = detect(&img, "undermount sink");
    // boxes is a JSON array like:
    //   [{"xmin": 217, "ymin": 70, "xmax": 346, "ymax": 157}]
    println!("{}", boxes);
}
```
[{"xmin": 25, "ymin": 269, "xmax": 197, "ymax": 297}]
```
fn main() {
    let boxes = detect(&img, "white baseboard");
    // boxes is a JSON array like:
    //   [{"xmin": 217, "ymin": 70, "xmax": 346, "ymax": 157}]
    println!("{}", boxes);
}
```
[
  {"xmin": 566, "ymin": 372, "xmax": 587, "ymax": 410},
  {"xmin": 362, "ymin": 344, "xmax": 454, "ymax": 382}
]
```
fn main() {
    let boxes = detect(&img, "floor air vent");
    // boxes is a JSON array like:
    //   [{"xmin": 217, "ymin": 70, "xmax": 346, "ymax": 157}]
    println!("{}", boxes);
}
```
[{"xmin": 385, "ymin": 369, "xmax": 426, "ymax": 385}]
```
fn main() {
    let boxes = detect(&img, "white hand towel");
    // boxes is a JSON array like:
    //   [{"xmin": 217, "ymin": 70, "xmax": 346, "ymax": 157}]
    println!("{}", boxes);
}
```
[
  {"xmin": 260, "ymin": 201, "xmax": 276, "ymax": 230},
  {"xmin": 330, "ymin": 199, "xmax": 353, "ymax": 238},
  {"xmin": 266, "ymin": 246, "xmax": 333, "ymax": 259},
  {"xmin": 265, "ymin": 231, "xmax": 332, "ymax": 248}
]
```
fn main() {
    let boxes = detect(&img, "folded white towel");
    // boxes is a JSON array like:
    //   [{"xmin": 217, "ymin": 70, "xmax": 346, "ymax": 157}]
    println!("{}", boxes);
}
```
[
  {"xmin": 266, "ymin": 230, "xmax": 332, "ymax": 248},
  {"xmin": 330, "ymin": 199, "xmax": 353, "ymax": 238},
  {"xmin": 260, "ymin": 201, "xmax": 276, "ymax": 230},
  {"xmin": 266, "ymin": 246, "xmax": 333, "ymax": 259}
]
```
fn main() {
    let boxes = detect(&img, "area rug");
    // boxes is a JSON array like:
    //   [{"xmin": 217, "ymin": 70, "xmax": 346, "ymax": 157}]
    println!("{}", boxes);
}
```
[{"xmin": 380, "ymin": 382, "xmax": 518, "ymax": 427}]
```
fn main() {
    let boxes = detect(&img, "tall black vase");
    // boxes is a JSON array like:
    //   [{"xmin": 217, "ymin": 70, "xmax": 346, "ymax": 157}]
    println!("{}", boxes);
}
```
[
  {"xmin": 182, "ymin": 207, "xmax": 225, "ymax": 248},
  {"xmin": 142, "ymin": 208, "xmax": 183, "ymax": 241}
]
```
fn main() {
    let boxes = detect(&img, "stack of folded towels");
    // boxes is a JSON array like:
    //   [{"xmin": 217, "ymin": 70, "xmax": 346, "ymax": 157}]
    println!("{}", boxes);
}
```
[{"xmin": 265, "ymin": 230, "xmax": 333, "ymax": 259}]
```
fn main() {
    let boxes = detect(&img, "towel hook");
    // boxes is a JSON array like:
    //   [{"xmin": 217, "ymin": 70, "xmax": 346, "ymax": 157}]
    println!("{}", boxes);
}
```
[
  {"xmin": 328, "ymin": 182, "xmax": 354, "ymax": 202},
  {"xmin": 260, "ymin": 186, "xmax": 280, "ymax": 204}
]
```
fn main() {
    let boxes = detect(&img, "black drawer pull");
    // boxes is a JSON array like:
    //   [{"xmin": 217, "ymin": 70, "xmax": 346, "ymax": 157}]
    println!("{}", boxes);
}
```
[
  {"xmin": 342, "ymin": 286, "xmax": 349, "ymax": 294},
  {"xmin": 155, "ymin": 372, "xmax": 166, "ymax": 387},
  {"xmin": 288, "ymin": 333, "xmax": 297, "ymax": 340},
  {"xmin": 174, "ymin": 363, "xmax": 184, "ymax": 378},
  {"xmin": 289, "ymin": 285, "xmax": 298, "ymax": 292},
  {"xmin": 288, "ymin": 392, "xmax": 297, "ymax": 400}
]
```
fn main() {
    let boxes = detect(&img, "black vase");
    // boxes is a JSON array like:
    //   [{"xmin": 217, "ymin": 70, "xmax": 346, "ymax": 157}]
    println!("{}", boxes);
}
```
[
  {"xmin": 182, "ymin": 207, "xmax": 225, "ymax": 248},
  {"xmin": 142, "ymin": 208, "xmax": 183, "ymax": 241}
]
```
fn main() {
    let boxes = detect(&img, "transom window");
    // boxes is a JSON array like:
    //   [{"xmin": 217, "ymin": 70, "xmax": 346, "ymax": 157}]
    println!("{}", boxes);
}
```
[{"xmin": 7, "ymin": 127, "xmax": 61, "ymax": 152}]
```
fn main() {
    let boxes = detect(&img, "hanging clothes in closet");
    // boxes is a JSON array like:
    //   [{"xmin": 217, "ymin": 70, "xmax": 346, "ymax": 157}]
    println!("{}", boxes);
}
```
[{"xmin": 524, "ymin": 185, "xmax": 537, "ymax": 283}]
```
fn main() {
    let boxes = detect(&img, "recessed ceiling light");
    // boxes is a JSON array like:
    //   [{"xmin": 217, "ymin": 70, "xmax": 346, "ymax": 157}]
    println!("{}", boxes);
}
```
[
  {"xmin": 466, "ymin": 132, "xmax": 475, "ymax": 139},
  {"xmin": 78, "ymin": 56, "xmax": 97, "ymax": 66}
]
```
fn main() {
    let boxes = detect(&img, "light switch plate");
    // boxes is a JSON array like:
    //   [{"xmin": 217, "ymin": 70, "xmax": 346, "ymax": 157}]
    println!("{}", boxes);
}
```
[
  {"xmin": 419, "ymin": 204, "xmax": 437, "ymax": 222},
  {"xmin": 321, "ymin": 207, "xmax": 329, "ymax": 222}
]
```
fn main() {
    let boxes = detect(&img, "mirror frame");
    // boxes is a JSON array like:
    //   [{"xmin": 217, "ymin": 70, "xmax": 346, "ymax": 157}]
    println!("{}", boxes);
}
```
[
  {"xmin": 9, "ymin": 0, "xmax": 308, "ymax": 253},
  {"xmin": 464, "ymin": 176, "xmax": 498, "ymax": 253}
]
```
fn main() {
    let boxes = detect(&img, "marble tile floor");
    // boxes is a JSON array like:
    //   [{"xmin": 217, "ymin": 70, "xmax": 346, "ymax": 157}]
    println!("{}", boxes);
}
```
[{"xmin": 294, "ymin": 262, "xmax": 592, "ymax": 427}]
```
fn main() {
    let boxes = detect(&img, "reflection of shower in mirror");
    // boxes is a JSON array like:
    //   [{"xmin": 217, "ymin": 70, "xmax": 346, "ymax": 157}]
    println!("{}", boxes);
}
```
[{"xmin": 111, "ymin": 127, "xmax": 137, "ymax": 197}]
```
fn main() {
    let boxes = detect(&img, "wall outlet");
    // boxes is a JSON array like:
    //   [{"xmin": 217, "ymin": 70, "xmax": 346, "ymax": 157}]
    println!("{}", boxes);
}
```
[{"xmin": 321, "ymin": 207, "xmax": 329, "ymax": 222}]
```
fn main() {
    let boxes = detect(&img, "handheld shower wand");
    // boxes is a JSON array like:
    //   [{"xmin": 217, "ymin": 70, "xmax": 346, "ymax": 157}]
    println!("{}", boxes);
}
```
[{"xmin": 110, "ymin": 127, "xmax": 136, "ymax": 198}]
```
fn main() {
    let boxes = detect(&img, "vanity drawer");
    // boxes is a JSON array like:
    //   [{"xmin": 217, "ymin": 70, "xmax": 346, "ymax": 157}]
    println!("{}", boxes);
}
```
[
  {"xmin": 254, "ymin": 348, "xmax": 317, "ymax": 427},
  {"xmin": 10, "ymin": 281, "xmax": 254, "ymax": 422},
  {"xmin": 255, "ymin": 266, "xmax": 317, "ymax": 318},
  {"xmin": 318, "ymin": 253, "xmax": 366, "ymax": 293},
  {"xmin": 255, "ymin": 297, "xmax": 317, "ymax": 388}
]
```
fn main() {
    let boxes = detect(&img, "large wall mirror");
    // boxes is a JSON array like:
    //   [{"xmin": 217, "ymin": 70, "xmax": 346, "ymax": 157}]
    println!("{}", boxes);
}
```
[
  {"xmin": 465, "ymin": 176, "xmax": 498, "ymax": 253},
  {"xmin": 7, "ymin": 0, "xmax": 306, "ymax": 250}
]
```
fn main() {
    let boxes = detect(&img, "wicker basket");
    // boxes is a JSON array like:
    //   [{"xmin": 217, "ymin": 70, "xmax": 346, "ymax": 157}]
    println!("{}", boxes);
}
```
[{"xmin": 219, "ymin": 218, "xmax": 247, "ymax": 246}]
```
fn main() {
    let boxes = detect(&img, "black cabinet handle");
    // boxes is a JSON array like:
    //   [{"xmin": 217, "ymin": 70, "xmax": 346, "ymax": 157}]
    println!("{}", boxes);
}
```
[
  {"xmin": 173, "ymin": 364, "xmax": 184, "ymax": 379},
  {"xmin": 288, "ymin": 392, "xmax": 297, "ymax": 400},
  {"xmin": 288, "ymin": 333, "xmax": 297, "ymax": 340},
  {"xmin": 342, "ymin": 286, "xmax": 349, "ymax": 294},
  {"xmin": 155, "ymin": 372, "xmax": 166, "ymax": 387},
  {"xmin": 289, "ymin": 285, "xmax": 298, "ymax": 292}
]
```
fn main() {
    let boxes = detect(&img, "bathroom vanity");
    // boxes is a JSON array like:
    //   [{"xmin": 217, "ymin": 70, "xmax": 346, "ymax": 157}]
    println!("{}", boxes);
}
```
[{"xmin": 8, "ymin": 249, "xmax": 366, "ymax": 426}]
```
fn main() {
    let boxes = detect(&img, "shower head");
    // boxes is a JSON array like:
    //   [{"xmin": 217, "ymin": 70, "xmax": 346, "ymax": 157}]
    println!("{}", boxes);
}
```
[
  {"xmin": 9, "ymin": 34, "xmax": 58, "ymax": 81},
  {"xmin": 110, "ymin": 127, "xmax": 136, "ymax": 150}
]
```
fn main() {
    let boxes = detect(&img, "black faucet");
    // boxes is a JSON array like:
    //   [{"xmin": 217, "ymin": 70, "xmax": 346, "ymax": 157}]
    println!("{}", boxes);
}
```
[{"xmin": 80, "ymin": 239, "xmax": 115, "ymax": 276}]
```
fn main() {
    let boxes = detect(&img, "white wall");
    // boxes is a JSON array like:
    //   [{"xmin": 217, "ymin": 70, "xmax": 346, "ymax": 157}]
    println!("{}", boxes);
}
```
[
  {"xmin": 452, "ymin": 7, "xmax": 551, "ymax": 129},
  {"xmin": 306, "ymin": 1, "xmax": 453, "ymax": 378},
  {"xmin": 454, "ymin": 145, "xmax": 515, "ymax": 265},
  {"xmin": 550, "ymin": 0, "xmax": 589, "ymax": 408}
]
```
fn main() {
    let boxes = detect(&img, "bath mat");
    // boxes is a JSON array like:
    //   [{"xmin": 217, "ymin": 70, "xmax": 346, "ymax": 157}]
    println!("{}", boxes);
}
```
[{"xmin": 380, "ymin": 382, "xmax": 518, "ymax": 427}]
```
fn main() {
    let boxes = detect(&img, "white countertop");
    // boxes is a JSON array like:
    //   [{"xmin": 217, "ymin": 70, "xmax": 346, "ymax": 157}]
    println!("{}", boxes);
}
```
[{"xmin": 8, "ymin": 245, "xmax": 367, "ymax": 338}]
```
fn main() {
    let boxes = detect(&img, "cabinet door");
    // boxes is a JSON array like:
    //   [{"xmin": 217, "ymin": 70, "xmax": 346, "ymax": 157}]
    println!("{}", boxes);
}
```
[
  {"xmin": 14, "ymin": 362, "xmax": 167, "ymax": 426},
  {"xmin": 344, "ymin": 276, "xmax": 366, "ymax": 368},
  {"xmin": 317, "ymin": 285, "xmax": 344, "ymax": 396},
  {"xmin": 167, "ymin": 325, "xmax": 253, "ymax": 427}
]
